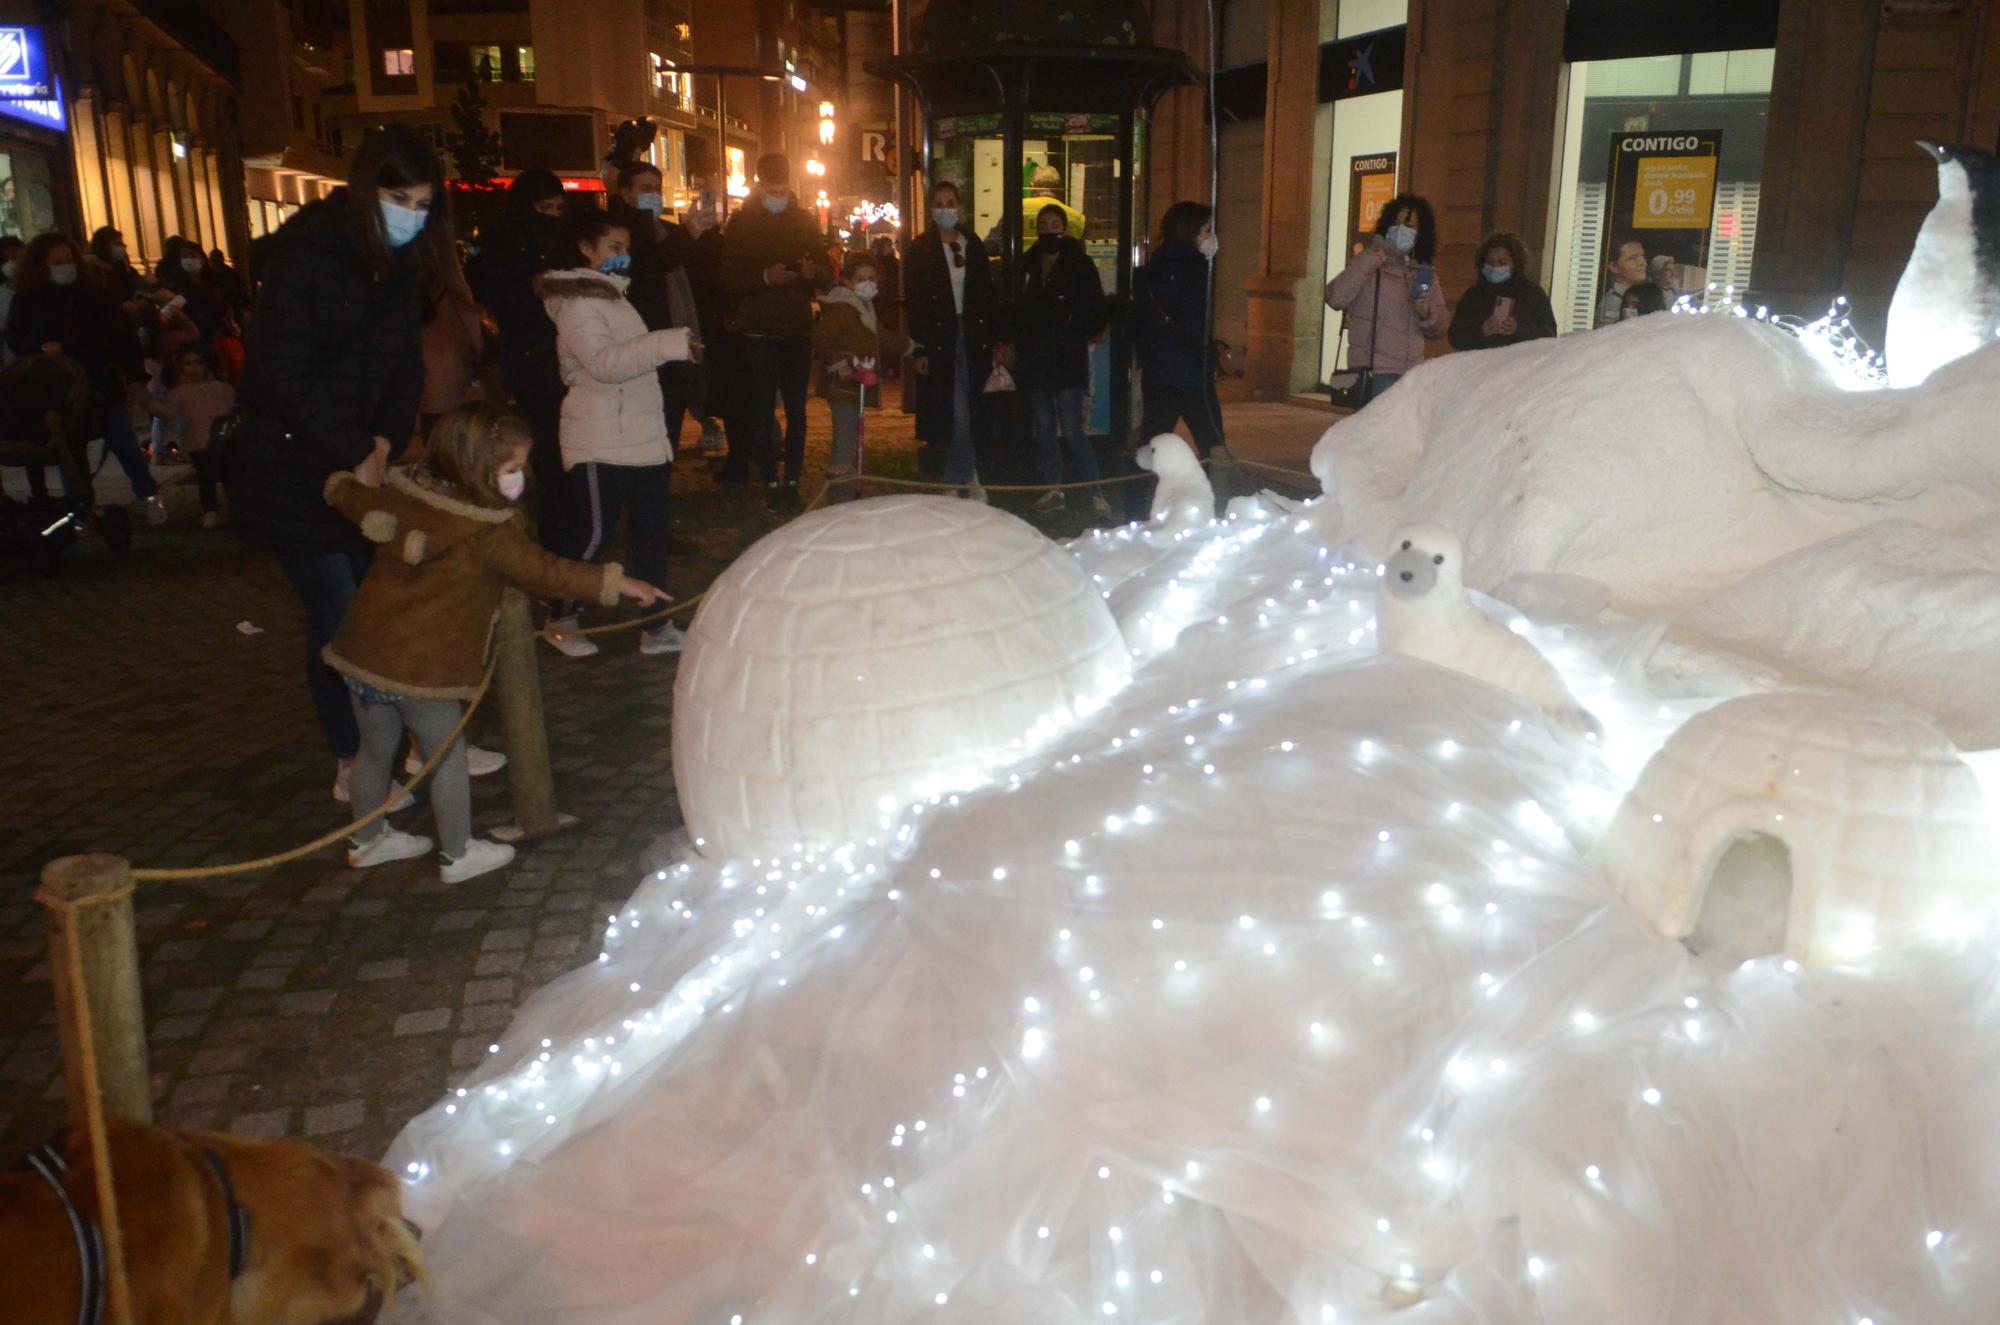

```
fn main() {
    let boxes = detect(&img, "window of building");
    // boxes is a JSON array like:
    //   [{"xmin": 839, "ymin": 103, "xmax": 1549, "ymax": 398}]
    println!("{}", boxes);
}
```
[
  {"xmin": 515, "ymin": 46, "xmax": 535, "ymax": 82},
  {"xmin": 470, "ymin": 44, "xmax": 502, "ymax": 81},
  {"xmin": 1548, "ymin": 47, "xmax": 1773, "ymax": 333},
  {"xmin": 1317, "ymin": 0, "xmax": 1411, "ymax": 385},
  {"xmin": 382, "ymin": 48, "xmax": 414, "ymax": 77}
]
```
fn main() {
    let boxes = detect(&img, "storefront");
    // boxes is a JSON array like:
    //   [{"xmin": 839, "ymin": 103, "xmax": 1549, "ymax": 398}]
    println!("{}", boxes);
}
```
[{"xmin": 0, "ymin": 23, "xmax": 74, "ymax": 241}]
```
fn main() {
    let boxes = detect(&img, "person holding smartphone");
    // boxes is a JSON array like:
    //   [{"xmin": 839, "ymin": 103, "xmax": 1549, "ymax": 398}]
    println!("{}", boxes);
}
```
[
  {"xmin": 1447, "ymin": 231, "xmax": 1558, "ymax": 352},
  {"xmin": 1323, "ymin": 193, "xmax": 1449, "ymax": 405}
]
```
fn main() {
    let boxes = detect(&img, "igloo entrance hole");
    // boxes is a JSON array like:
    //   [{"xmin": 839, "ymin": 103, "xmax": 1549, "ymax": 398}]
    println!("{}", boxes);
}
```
[{"xmin": 1686, "ymin": 833, "xmax": 1793, "ymax": 968}]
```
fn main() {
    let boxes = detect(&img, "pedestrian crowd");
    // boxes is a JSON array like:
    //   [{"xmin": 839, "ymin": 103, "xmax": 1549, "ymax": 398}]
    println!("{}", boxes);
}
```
[{"xmin": 0, "ymin": 123, "xmax": 1655, "ymax": 886}]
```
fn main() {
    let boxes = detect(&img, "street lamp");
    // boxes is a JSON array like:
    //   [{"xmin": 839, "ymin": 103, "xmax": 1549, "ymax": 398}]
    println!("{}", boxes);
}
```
[
  {"xmin": 805, "ymin": 158, "xmax": 827, "ymax": 177},
  {"xmin": 819, "ymin": 118, "xmax": 836, "ymax": 145}
]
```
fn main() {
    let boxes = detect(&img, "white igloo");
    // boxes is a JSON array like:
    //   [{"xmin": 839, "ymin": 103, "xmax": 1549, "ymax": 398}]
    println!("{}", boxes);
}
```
[
  {"xmin": 1600, "ymin": 692, "xmax": 1997, "ymax": 967},
  {"xmin": 671, "ymin": 496, "xmax": 1133, "ymax": 859}
]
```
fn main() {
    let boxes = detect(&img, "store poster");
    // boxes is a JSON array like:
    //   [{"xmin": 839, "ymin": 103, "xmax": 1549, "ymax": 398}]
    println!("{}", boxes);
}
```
[
  {"xmin": 1345, "ymin": 152, "xmax": 1397, "ymax": 259},
  {"xmin": 1598, "ymin": 130, "xmax": 1720, "ymax": 325}
]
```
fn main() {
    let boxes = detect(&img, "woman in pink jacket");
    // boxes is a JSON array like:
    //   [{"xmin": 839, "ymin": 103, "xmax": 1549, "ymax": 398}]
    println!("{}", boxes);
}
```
[{"xmin": 1324, "ymin": 193, "xmax": 1449, "ymax": 405}]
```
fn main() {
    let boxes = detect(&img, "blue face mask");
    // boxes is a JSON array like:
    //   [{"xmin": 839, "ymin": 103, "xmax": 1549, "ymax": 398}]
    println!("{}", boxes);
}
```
[
  {"xmin": 636, "ymin": 192, "xmax": 663, "ymax": 217},
  {"xmin": 597, "ymin": 253, "xmax": 631, "ymax": 276},
  {"xmin": 762, "ymin": 192, "xmax": 790, "ymax": 215},
  {"xmin": 379, "ymin": 199, "xmax": 427, "ymax": 248},
  {"xmin": 1482, "ymin": 264, "xmax": 1511, "ymax": 284}
]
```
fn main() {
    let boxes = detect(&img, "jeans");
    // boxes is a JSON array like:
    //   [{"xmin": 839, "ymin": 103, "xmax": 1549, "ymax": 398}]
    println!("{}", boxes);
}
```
[
  {"xmin": 98, "ymin": 399, "xmax": 157, "ymax": 501},
  {"xmin": 555, "ymin": 460, "xmax": 670, "ymax": 616},
  {"xmin": 1362, "ymin": 371, "xmax": 1402, "ymax": 404},
  {"xmin": 273, "ymin": 547, "xmax": 375, "ymax": 760},
  {"xmin": 1030, "ymin": 387, "xmax": 1098, "ymax": 486},
  {"xmin": 352, "ymin": 693, "xmax": 470, "ymax": 857},
  {"xmin": 943, "ymin": 329, "xmax": 977, "ymax": 485},
  {"xmin": 744, "ymin": 335, "xmax": 812, "ymax": 486},
  {"xmin": 1137, "ymin": 378, "xmax": 1226, "ymax": 458},
  {"xmin": 514, "ymin": 379, "xmax": 568, "ymax": 552},
  {"xmin": 190, "ymin": 447, "xmax": 220, "ymax": 513}
]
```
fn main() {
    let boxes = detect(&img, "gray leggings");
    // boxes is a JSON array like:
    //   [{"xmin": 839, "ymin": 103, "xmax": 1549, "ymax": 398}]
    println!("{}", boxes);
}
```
[{"xmin": 351, "ymin": 694, "xmax": 471, "ymax": 857}]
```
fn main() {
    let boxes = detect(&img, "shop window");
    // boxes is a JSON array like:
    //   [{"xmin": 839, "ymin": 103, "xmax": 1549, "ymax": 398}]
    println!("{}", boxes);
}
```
[
  {"xmin": 0, "ymin": 150, "xmax": 58, "ymax": 240},
  {"xmin": 1318, "ymin": 2, "xmax": 1411, "ymax": 385},
  {"xmin": 1548, "ymin": 47, "xmax": 1773, "ymax": 333},
  {"xmin": 382, "ymin": 48, "xmax": 414, "ymax": 77}
]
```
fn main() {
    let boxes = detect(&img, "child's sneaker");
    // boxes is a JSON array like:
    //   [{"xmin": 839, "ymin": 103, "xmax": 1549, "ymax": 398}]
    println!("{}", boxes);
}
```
[
  {"xmin": 639, "ymin": 622, "xmax": 686, "ymax": 655},
  {"xmin": 405, "ymin": 743, "xmax": 508, "ymax": 778},
  {"xmin": 963, "ymin": 475, "xmax": 989, "ymax": 505},
  {"xmin": 1032, "ymin": 490, "xmax": 1065, "ymax": 513},
  {"xmin": 200, "ymin": 511, "xmax": 222, "ymax": 529},
  {"xmin": 543, "ymin": 617, "xmax": 599, "ymax": 658},
  {"xmin": 143, "ymin": 495, "xmax": 169, "ymax": 526},
  {"xmin": 439, "ymin": 838, "xmax": 515, "ymax": 884},
  {"xmin": 1089, "ymin": 493, "xmax": 1115, "ymax": 521},
  {"xmin": 332, "ymin": 762, "xmax": 415, "ymax": 811},
  {"xmin": 347, "ymin": 828, "xmax": 434, "ymax": 868}
]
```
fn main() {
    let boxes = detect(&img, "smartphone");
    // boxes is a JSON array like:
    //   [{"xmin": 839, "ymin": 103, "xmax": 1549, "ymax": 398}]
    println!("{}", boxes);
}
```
[
  {"xmin": 1494, "ymin": 295, "xmax": 1515, "ymax": 321},
  {"xmin": 1412, "ymin": 264, "xmax": 1435, "ymax": 300}
]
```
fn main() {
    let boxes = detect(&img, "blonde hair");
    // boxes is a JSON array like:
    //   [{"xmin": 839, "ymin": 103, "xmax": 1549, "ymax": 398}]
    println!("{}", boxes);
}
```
[{"xmin": 418, "ymin": 403, "xmax": 531, "ymax": 507}]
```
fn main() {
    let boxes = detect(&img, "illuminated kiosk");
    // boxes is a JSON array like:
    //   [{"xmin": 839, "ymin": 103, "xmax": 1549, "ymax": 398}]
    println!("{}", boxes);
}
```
[{"xmin": 867, "ymin": 3, "xmax": 1194, "ymax": 449}]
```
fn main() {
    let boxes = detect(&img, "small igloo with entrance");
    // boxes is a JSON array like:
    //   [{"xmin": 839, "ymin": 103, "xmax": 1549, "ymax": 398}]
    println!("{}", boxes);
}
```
[{"xmin": 1600, "ymin": 692, "xmax": 1997, "ymax": 968}]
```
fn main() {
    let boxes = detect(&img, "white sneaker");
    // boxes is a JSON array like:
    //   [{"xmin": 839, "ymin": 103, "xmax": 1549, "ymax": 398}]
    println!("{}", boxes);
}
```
[
  {"xmin": 347, "ymin": 828, "xmax": 434, "ymax": 869},
  {"xmin": 200, "ymin": 511, "xmax": 222, "ymax": 530},
  {"xmin": 439, "ymin": 838, "xmax": 515, "ymax": 884},
  {"xmin": 1089, "ymin": 494, "xmax": 1115, "ymax": 521},
  {"xmin": 543, "ymin": 618, "xmax": 600, "ymax": 658},
  {"xmin": 639, "ymin": 622, "xmax": 686, "ymax": 656},
  {"xmin": 405, "ymin": 743, "xmax": 508, "ymax": 778},
  {"xmin": 964, "ymin": 476, "xmax": 989, "ymax": 505},
  {"xmin": 332, "ymin": 763, "xmax": 416, "ymax": 812},
  {"xmin": 1032, "ymin": 490, "xmax": 1065, "ymax": 514},
  {"xmin": 143, "ymin": 495, "xmax": 168, "ymax": 526}
]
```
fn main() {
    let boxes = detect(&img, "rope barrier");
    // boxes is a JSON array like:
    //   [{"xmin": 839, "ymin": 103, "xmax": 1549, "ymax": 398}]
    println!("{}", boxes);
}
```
[{"xmin": 851, "ymin": 470, "xmax": 1156, "ymax": 495}]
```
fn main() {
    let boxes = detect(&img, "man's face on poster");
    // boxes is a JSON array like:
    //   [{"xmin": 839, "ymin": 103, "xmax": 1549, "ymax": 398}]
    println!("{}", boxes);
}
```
[{"xmin": 1609, "ymin": 241, "xmax": 1647, "ymax": 287}]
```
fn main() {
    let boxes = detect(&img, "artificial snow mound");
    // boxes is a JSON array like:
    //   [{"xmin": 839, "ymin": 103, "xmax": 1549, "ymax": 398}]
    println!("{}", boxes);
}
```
[
  {"xmin": 1601, "ymin": 691, "xmax": 1998, "ymax": 966},
  {"xmin": 671, "ymin": 496, "xmax": 1132, "ymax": 858}
]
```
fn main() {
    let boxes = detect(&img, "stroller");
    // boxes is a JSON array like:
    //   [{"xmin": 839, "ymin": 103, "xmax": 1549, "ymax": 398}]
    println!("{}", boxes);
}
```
[{"xmin": 0, "ymin": 354, "xmax": 132, "ymax": 567}]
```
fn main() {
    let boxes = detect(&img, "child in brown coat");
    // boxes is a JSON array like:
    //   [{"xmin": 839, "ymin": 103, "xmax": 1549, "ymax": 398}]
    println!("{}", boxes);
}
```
[
  {"xmin": 323, "ymin": 403, "xmax": 664, "ymax": 883},
  {"xmin": 811, "ymin": 255, "xmax": 906, "ymax": 501}
]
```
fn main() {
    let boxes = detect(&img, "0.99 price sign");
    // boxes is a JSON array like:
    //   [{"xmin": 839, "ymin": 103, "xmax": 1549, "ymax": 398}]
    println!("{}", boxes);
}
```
[{"xmin": 1596, "ymin": 130, "xmax": 1722, "ymax": 325}]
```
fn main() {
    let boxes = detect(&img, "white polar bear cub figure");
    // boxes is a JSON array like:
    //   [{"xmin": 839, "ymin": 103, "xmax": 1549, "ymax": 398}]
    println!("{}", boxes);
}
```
[
  {"xmin": 1136, "ymin": 434, "xmax": 1213, "ymax": 532},
  {"xmin": 1379, "ymin": 523, "xmax": 1595, "ymax": 731}
]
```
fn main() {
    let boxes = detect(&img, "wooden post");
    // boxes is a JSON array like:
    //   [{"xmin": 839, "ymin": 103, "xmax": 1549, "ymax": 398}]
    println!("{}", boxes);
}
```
[
  {"xmin": 37, "ymin": 854, "xmax": 152, "ymax": 1126},
  {"xmin": 491, "ymin": 587, "xmax": 569, "ymax": 842}
]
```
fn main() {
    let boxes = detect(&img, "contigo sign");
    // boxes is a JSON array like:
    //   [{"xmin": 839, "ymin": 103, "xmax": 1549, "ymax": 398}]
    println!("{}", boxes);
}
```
[
  {"xmin": 1352, "ymin": 155, "xmax": 1394, "ymax": 173},
  {"xmin": 1621, "ymin": 135, "xmax": 1705, "ymax": 152}
]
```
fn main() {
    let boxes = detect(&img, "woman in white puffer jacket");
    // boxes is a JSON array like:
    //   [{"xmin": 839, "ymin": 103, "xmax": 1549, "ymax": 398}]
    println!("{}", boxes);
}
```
[{"xmin": 538, "ymin": 207, "xmax": 694, "ymax": 657}]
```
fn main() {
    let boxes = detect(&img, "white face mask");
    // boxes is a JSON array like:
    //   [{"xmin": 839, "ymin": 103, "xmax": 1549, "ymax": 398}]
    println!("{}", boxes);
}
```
[
  {"xmin": 498, "ymin": 470, "xmax": 527, "ymax": 502},
  {"xmin": 49, "ymin": 263, "xmax": 78, "ymax": 286},
  {"xmin": 933, "ymin": 207, "xmax": 960, "ymax": 232},
  {"xmin": 1620, "ymin": 306, "xmax": 1639, "ymax": 322},
  {"xmin": 1386, "ymin": 224, "xmax": 1418, "ymax": 254},
  {"xmin": 636, "ymin": 192, "xmax": 663, "ymax": 216},
  {"xmin": 1198, "ymin": 232, "xmax": 1219, "ymax": 259},
  {"xmin": 853, "ymin": 280, "xmax": 878, "ymax": 301}
]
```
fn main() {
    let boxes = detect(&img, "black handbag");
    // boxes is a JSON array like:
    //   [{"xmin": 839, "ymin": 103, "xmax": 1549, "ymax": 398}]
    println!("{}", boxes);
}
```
[{"xmin": 1324, "ymin": 271, "xmax": 1382, "ymax": 409}]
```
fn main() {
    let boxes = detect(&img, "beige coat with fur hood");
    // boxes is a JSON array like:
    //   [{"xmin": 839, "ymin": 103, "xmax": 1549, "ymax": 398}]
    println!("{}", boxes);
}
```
[
  {"xmin": 323, "ymin": 468, "xmax": 621, "ymax": 700},
  {"xmin": 539, "ymin": 267, "xmax": 693, "ymax": 470}
]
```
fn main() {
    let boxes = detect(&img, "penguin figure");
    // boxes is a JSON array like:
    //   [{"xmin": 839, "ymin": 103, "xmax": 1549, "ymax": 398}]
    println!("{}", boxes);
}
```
[{"xmin": 1885, "ymin": 141, "xmax": 2000, "ymax": 389}]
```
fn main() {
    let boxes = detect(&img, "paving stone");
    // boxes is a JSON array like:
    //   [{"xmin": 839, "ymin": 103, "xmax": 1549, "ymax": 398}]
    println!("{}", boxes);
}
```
[
  {"xmin": 394, "ymin": 1008, "xmax": 453, "ymax": 1037},
  {"xmin": 463, "ymin": 978, "xmax": 515, "ymax": 1005},
  {"xmin": 357, "ymin": 958, "xmax": 411, "ymax": 982},
  {"xmin": 304, "ymin": 1099, "xmax": 368, "ymax": 1136},
  {"xmin": 473, "ymin": 951, "xmax": 527, "ymax": 978},
  {"xmin": 171, "ymin": 1074, "xmax": 237, "ymax": 1108},
  {"xmin": 432, "ymin": 910, "xmax": 487, "ymax": 932},
  {"xmin": 235, "ymin": 968, "xmax": 289, "ymax": 990},
  {"xmin": 165, "ymin": 987, "xmax": 228, "ymax": 1015},
  {"xmin": 230, "ymin": 1109, "xmax": 293, "ymax": 1140},
  {"xmin": 277, "ymin": 990, "xmax": 340, "ymax": 1017},
  {"xmin": 481, "ymin": 927, "xmax": 532, "ymax": 952}
]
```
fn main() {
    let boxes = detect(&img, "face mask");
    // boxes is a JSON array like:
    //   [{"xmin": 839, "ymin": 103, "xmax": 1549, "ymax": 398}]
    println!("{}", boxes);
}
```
[
  {"xmin": 181, "ymin": 256, "xmax": 203, "ymax": 275},
  {"xmin": 762, "ymin": 192, "xmax": 790, "ymax": 215},
  {"xmin": 1482, "ymin": 264, "xmax": 1511, "ymax": 284},
  {"xmin": 636, "ymin": 192, "xmax": 663, "ymax": 217},
  {"xmin": 1386, "ymin": 224, "xmax": 1418, "ymax": 254},
  {"xmin": 853, "ymin": 280, "xmax": 878, "ymax": 301},
  {"xmin": 111, "ymin": 245, "xmax": 129, "ymax": 266},
  {"xmin": 1032, "ymin": 233, "xmax": 1062, "ymax": 252},
  {"xmin": 380, "ymin": 199, "xmax": 428, "ymax": 248},
  {"xmin": 49, "ymin": 263, "xmax": 78, "ymax": 286},
  {"xmin": 933, "ymin": 207, "xmax": 959, "ymax": 232},
  {"xmin": 1198, "ymin": 233, "xmax": 1219, "ymax": 259},
  {"xmin": 1620, "ymin": 306, "xmax": 1639, "ymax": 321},
  {"xmin": 498, "ymin": 471, "xmax": 527, "ymax": 502},
  {"xmin": 2, "ymin": 259, "xmax": 15, "ymax": 282},
  {"xmin": 597, "ymin": 253, "xmax": 631, "ymax": 275}
]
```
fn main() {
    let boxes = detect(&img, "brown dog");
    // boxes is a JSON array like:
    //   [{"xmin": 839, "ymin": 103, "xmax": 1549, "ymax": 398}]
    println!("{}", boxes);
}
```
[{"xmin": 0, "ymin": 1119, "xmax": 423, "ymax": 1325}]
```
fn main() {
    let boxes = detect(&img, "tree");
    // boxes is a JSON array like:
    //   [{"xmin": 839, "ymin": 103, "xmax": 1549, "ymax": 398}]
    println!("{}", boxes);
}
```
[{"xmin": 445, "ymin": 71, "xmax": 503, "ymax": 186}]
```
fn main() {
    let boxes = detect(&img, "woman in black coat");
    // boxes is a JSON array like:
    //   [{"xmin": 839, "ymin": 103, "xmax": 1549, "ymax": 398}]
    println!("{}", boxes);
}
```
[
  {"xmin": 229, "ymin": 125, "xmax": 444, "ymax": 798},
  {"xmin": 1015, "ymin": 206, "xmax": 1110, "ymax": 512},
  {"xmin": 4, "ymin": 230, "xmax": 160, "ymax": 520},
  {"xmin": 1447, "ymin": 231, "xmax": 1558, "ymax": 352},
  {"xmin": 1133, "ymin": 201, "xmax": 1225, "ymax": 458},
  {"xmin": 474, "ymin": 168, "xmax": 569, "ymax": 536}
]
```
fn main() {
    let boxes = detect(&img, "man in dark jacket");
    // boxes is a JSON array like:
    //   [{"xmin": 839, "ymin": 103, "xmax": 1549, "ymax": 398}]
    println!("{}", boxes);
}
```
[
  {"xmin": 1015, "ymin": 206, "xmax": 1111, "ymax": 515},
  {"xmin": 720, "ymin": 153, "xmax": 830, "ymax": 512},
  {"xmin": 477, "ymin": 169, "xmax": 569, "ymax": 541},
  {"xmin": 607, "ymin": 160, "xmax": 700, "ymax": 449},
  {"xmin": 905, "ymin": 179, "xmax": 998, "ymax": 495},
  {"xmin": 683, "ymin": 208, "xmax": 743, "ymax": 473}
]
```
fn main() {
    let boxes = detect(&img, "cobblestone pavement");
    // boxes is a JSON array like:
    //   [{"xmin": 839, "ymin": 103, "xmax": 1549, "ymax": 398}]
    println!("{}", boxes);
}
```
[{"xmin": 3, "ymin": 389, "xmax": 1283, "ymax": 1167}]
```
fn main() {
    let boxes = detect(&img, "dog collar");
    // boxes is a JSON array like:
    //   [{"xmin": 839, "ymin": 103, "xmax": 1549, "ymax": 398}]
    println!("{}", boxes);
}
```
[
  {"xmin": 23, "ymin": 1142, "xmax": 105, "ymax": 1325},
  {"xmin": 202, "ymin": 1148, "xmax": 251, "ymax": 1280}
]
